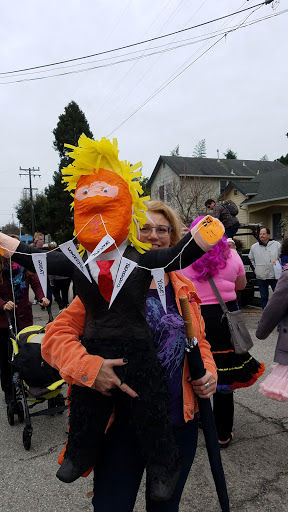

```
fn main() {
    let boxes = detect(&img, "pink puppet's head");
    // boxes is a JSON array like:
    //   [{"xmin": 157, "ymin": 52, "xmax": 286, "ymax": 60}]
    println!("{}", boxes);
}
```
[{"xmin": 184, "ymin": 216, "xmax": 231, "ymax": 281}]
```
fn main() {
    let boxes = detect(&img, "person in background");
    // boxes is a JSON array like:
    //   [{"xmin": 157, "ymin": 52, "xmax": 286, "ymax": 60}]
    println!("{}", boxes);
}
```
[
  {"xmin": 248, "ymin": 227, "xmax": 281, "ymax": 310},
  {"xmin": 41, "ymin": 200, "xmax": 217, "ymax": 512},
  {"xmin": 0, "ymin": 236, "xmax": 49, "ymax": 404},
  {"xmin": 48, "ymin": 245, "xmax": 71, "ymax": 312},
  {"xmin": 182, "ymin": 217, "xmax": 265, "ymax": 448},
  {"xmin": 33, "ymin": 232, "xmax": 45, "ymax": 249},
  {"xmin": 205, "ymin": 199, "xmax": 239, "ymax": 238},
  {"xmin": 256, "ymin": 236, "xmax": 288, "ymax": 401}
]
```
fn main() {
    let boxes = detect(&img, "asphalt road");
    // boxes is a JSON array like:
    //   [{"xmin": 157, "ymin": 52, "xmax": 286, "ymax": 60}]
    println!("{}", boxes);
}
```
[{"xmin": 0, "ymin": 301, "xmax": 287, "ymax": 512}]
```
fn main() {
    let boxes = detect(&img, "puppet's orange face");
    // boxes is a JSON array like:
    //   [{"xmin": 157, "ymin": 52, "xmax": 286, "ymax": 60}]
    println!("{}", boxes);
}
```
[{"xmin": 74, "ymin": 169, "xmax": 132, "ymax": 253}]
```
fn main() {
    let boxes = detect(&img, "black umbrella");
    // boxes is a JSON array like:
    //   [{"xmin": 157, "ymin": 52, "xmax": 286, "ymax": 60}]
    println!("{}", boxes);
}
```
[{"xmin": 179, "ymin": 296, "xmax": 230, "ymax": 512}]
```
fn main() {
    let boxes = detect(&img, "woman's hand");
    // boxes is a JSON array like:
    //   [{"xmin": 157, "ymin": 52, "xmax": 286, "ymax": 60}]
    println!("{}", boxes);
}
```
[
  {"xmin": 3, "ymin": 301, "xmax": 16, "ymax": 311},
  {"xmin": 39, "ymin": 297, "xmax": 50, "ymax": 306},
  {"xmin": 91, "ymin": 358, "xmax": 138, "ymax": 398},
  {"xmin": 190, "ymin": 371, "xmax": 216, "ymax": 399}
]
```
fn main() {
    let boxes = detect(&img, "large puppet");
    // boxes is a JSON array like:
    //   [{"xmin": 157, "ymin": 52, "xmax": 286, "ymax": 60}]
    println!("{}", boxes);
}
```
[{"xmin": 0, "ymin": 135, "xmax": 224, "ymax": 501}]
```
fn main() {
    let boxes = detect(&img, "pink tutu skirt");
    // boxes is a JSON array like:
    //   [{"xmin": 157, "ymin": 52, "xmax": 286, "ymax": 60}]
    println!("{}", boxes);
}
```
[{"xmin": 259, "ymin": 363, "xmax": 288, "ymax": 402}]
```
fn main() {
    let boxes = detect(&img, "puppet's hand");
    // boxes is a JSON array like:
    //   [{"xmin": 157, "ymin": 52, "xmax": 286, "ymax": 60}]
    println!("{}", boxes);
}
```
[
  {"xmin": 91, "ymin": 358, "xmax": 138, "ymax": 398},
  {"xmin": 190, "ymin": 216, "xmax": 224, "ymax": 252},
  {"xmin": 0, "ymin": 233, "xmax": 20, "ymax": 258}
]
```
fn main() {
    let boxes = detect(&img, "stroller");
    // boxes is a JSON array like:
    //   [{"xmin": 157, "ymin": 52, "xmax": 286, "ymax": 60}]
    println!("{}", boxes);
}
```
[{"xmin": 5, "ymin": 307, "xmax": 67, "ymax": 450}]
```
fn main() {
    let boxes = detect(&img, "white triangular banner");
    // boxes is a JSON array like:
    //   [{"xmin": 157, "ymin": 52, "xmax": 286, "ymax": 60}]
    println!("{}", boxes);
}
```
[
  {"xmin": 109, "ymin": 257, "xmax": 138, "ymax": 308},
  {"xmin": 32, "ymin": 253, "xmax": 47, "ymax": 298},
  {"xmin": 84, "ymin": 235, "xmax": 115, "ymax": 266},
  {"xmin": 59, "ymin": 241, "xmax": 92, "ymax": 282},
  {"xmin": 151, "ymin": 268, "xmax": 167, "ymax": 313}
]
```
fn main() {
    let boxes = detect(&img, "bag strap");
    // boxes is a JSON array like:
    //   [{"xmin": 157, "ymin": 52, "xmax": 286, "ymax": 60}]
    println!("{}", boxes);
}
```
[{"xmin": 208, "ymin": 278, "xmax": 229, "ymax": 315}]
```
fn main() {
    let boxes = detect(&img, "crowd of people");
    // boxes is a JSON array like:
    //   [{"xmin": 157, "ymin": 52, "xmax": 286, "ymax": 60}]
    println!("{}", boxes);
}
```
[{"xmin": 0, "ymin": 166, "xmax": 287, "ymax": 511}]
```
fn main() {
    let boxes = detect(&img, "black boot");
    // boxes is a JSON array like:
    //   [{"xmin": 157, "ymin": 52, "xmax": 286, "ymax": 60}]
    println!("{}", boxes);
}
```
[
  {"xmin": 56, "ymin": 455, "xmax": 94, "ymax": 483},
  {"xmin": 147, "ymin": 465, "xmax": 181, "ymax": 502}
]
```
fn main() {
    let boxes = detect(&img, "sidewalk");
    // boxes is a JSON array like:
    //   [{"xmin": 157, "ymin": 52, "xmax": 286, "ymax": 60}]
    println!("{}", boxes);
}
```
[{"xmin": 0, "ymin": 304, "xmax": 287, "ymax": 511}]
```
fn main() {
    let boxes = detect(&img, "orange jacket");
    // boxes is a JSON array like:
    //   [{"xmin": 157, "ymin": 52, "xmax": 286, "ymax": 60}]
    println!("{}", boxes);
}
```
[{"xmin": 42, "ymin": 271, "xmax": 217, "ymax": 422}]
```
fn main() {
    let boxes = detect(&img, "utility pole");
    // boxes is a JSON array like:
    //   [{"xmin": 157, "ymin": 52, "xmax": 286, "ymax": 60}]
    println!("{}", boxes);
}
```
[{"xmin": 19, "ymin": 167, "xmax": 41, "ymax": 236}]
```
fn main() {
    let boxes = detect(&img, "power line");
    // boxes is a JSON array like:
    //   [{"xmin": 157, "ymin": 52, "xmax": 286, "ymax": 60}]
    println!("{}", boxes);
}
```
[
  {"xmin": 0, "ymin": 8, "xmax": 286, "ymax": 86},
  {"xmin": 0, "ymin": 2, "xmax": 270, "ymax": 77},
  {"xmin": 106, "ymin": 3, "xmax": 268, "ymax": 136}
]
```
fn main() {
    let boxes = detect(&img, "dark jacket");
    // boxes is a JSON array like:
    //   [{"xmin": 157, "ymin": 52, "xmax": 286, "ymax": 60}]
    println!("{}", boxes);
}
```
[
  {"xmin": 0, "ymin": 270, "xmax": 44, "ymax": 330},
  {"xmin": 256, "ymin": 269, "xmax": 288, "ymax": 365}
]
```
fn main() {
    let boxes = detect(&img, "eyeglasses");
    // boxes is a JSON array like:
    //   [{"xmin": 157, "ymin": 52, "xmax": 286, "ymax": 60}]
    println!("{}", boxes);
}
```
[{"xmin": 139, "ymin": 225, "xmax": 173, "ymax": 237}]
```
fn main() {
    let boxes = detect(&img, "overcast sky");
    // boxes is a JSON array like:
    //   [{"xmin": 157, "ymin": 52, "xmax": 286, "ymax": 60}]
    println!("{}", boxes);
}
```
[{"xmin": 1, "ymin": 0, "xmax": 287, "ymax": 229}]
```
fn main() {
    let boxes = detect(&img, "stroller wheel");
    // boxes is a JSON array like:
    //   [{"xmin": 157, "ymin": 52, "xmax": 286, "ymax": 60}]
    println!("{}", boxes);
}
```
[
  {"xmin": 17, "ymin": 402, "xmax": 24, "ymax": 423},
  {"xmin": 7, "ymin": 403, "xmax": 15, "ymax": 426},
  {"xmin": 23, "ymin": 427, "xmax": 32, "ymax": 450}
]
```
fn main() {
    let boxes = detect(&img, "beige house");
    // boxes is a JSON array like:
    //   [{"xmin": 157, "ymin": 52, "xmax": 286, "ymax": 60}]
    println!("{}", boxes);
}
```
[{"xmin": 149, "ymin": 156, "xmax": 288, "ymax": 248}]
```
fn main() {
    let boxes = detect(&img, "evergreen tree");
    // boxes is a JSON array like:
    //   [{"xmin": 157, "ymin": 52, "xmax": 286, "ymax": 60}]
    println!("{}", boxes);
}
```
[
  {"xmin": 278, "ymin": 154, "xmax": 288, "ymax": 166},
  {"xmin": 192, "ymin": 139, "xmax": 206, "ymax": 158},
  {"xmin": 44, "ymin": 101, "xmax": 94, "ymax": 243},
  {"xmin": 260, "ymin": 154, "xmax": 269, "ymax": 161},
  {"xmin": 224, "ymin": 148, "xmax": 237, "ymax": 159},
  {"xmin": 170, "ymin": 144, "xmax": 180, "ymax": 156},
  {"xmin": 15, "ymin": 192, "xmax": 48, "ymax": 235}
]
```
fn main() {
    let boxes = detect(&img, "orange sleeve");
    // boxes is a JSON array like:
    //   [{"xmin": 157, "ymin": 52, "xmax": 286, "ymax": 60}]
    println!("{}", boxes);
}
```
[
  {"xmin": 197, "ymin": 310, "xmax": 217, "ymax": 382},
  {"xmin": 41, "ymin": 296, "xmax": 104, "ymax": 387}
]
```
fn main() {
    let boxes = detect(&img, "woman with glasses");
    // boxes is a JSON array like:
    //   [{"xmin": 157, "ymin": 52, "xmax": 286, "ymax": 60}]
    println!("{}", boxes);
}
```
[{"xmin": 41, "ymin": 200, "xmax": 217, "ymax": 512}]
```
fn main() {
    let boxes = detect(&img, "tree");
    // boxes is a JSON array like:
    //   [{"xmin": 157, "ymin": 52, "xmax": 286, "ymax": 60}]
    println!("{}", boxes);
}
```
[
  {"xmin": 53, "ymin": 101, "xmax": 93, "ymax": 162},
  {"xmin": 141, "ymin": 177, "xmax": 151, "ymax": 197},
  {"xmin": 170, "ymin": 144, "xmax": 180, "ymax": 156},
  {"xmin": 192, "ymin": 139, "xmax": 206, "ymax": 158},
  {"xmin": 158, "ymin": 176, "xmax": 214, "ymax": 225},
  {"xmin": 44, "ymin": 101, "xmax": 94, "ymax": 243},
  {"xmin": 224, "ymin": 148, "xmax": 237, "ymax": 159},
  {"xmin": 15, "ymin": 192, "xmax": 48, "ymax": 235},
  {"xmin": 278, "ymin": 154, "xmax": 288, "ymax": 166},
  {"xmin": 1, "ymin": 222, "xmax": 20, "ymax": 236},
  {"xmin": 260, "ymin": 154, "xmax": 269, "ymax": 161},
  {"xmin": 15, "ymin": 102, "xmax": 93, "ymax": 242}
]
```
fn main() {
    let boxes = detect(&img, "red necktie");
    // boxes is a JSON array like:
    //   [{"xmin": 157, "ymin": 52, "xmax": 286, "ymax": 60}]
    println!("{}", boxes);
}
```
[{"xmin": 97, "ymin": 260, "xmax": 114, "ymax": 303}]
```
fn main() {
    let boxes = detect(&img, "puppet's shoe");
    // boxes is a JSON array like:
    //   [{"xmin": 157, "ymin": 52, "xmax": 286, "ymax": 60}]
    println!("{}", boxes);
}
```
[
  {"xmin": 147, "ymin": 465, "xmax": 181, "ymax": 502},
  {"xmin": 191, "ymin": 215, "xmax": 224, "ymax": 252},
  {"xmin": 56, "ymin": 457, "xmax": 93, "ymax": 483}
]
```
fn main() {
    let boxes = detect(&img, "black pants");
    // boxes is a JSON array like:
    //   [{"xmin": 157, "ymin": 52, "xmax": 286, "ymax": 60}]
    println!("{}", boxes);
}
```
[
  {"xmin": 92, "ymin": 418, "xmax": 198, "ymax": 512},
  {"xmin": 52, "ymin": 279, "xmax": 70, "ymax": 310},
  {"xmin": 213, "ymin": 390, "xmax": 234, "ymax": 441},
  {"xmin": 0, "ymin": 328, "xmax": 13, "ymax": 396}
]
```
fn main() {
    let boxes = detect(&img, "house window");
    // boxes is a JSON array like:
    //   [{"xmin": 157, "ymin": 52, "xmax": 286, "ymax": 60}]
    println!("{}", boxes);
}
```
[
  {"xmin": 234, "ymin": 190, "xmax": 238, "ymax": 196},
  {"xmin": 158, "ymin": 185, "xmax": 164, "ymax": 201},
  {"xmin": 272, "ymin": 213, "xmax": 282, "ymax": 241},
  {"xmin": 219, "ymin": 180, "xmax": 228, "ymax": 195}
]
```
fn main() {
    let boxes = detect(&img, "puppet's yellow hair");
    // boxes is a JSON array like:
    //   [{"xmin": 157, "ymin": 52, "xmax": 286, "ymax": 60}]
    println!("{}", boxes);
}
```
[{"xmin": 62, "ymin": 134, "xmax": 150, "ymax": 253}]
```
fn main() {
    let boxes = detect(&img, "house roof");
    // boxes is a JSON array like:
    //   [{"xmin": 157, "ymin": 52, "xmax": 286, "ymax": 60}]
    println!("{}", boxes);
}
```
[
  {"xmin": 149, "ymin": 156, "xmax": 285, "ymax": 184},
  {"xmin": 225, "ymin": 167, "xmax": 288, "ymax": 205},
  {"xmin": 241, "ymin": 166, "xmax": 288, "ymax": 205},
  {"xmin": 225, "ymin": 180, "xmax": 260, "ymax": 196}
]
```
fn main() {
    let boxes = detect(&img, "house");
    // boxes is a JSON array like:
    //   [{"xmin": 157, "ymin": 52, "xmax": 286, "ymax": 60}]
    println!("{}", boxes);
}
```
[
  {"xmin": 149, "ymin": 156, "xmax": 287, "ymax": 247},
  {"xmin": 222, "ymin": 166, "xmax": 288, "ymax": 247}
]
